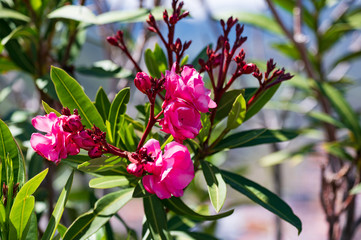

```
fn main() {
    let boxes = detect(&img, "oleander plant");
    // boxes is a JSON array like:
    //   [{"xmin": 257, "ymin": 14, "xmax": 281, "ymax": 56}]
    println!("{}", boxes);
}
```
[{"xmin": 0, "ymin": 0, "xmax": 304, "ymax": 239}]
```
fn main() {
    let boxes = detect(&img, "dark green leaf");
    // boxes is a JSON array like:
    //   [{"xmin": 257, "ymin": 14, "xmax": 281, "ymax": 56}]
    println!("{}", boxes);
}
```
[
  {"xmin": 227, "ymin": 93, "xmax": 246, "ymax": 130},
  {"xmin": 144, "ymin": 48, "xmax": 161, "ymax": 78},
  {"xmin": 307, "ymin": 111, "xmax": 345, "ymax": 128},
  {"xmin": 201, "ymin": 161, "xmax": 226, "ymax": 213},
  {"xmin": 50, "ymin": 66, "xmax": 106, "ymax": 131},
  {"xmin": 94, "ymin": 87, "xmax": 111, "ymax": 122},
  {"xmin": 191, "ymin": 45, "xmax": 211, "ymax": 71},
  {"xmin": 0, "ymin": 57, "xmax": 19, "ymax": 73},
  {"xmin": 63, "ymin": 188, "xmax": 133, "ymax": 240},
  {"xmin": 108, "ymin": 88, "xmax": 130, "ymax": 144},
  {"xmin": 214, "ymin": 90, "xmax": 242, "ymax": 123},
  {"xmin": 133, "ymin": 180, "xmax": 151, "ymax": 198},
  {"xmin": 42, "ymin": 171, "xmax": 74, "ymax": 240},
  {"xmin": 245, "ymin": 83, "xmax": 281, "ymax": 121},
  {"xmin": 153, "ymin": 43, "xmax": 168, "ymax": 73},
  {"xmin": 198, "ymin": 113, "xmax": 211, "ymax": 143},
  {"xmin": 143, "ymin": 195, "xmax": 172, "ymax": 240},
  {"xmin": 214, "ymin": 129, "xmax": 298, "ymax": 152},
  {"xmin": 163, "ymin": 197, "xmax": 234, "ymax": 221},
  {"xmin": 76, "ymin": 60, "xmax": 132, "ymax": 79},
  {"xmin": 221, "ymin": 170, "xmax": 302, "ymax": 234},
  {"xmin": 25, "ymin": 212, "xmax": 38, "ymax": 240}
]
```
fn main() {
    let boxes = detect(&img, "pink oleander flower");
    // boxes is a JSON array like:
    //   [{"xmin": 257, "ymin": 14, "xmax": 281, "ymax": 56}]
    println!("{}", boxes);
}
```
[
  {"xmin": 134, "ymin": 72, "xmax": 152, "ymax": 94},
  {"xmin": 141, "ymin": 139, "xmax": 194, "ymax": 199},
  {"xmin": 30, "ymin": 112, "xmax": 80, "ymax": 164},
  {"xmin": 165, "ymin": 64, "xmax": 216, "ymax": 113},
  {"xmin": 160, "ymin": 98, "xmax": 202, "ymax": 143}
]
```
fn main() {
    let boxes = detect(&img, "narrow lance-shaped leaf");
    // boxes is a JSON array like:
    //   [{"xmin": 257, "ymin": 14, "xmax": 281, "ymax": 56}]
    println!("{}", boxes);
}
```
[
  {"xmin": 50, "ymin": 66, "xmax": 106, "ymax": 131},
  {"xmin": 227, "ymin": 93, "xmax": 246, "ymax": 130},
  {"xmin": 221, "ymin": 169, "xmax": 302, "ymax": 234},
  {"xmin": 214, "ymin": 89, "xmax": 242, "ymax": 123},
  {"xmin": 213, "ymin": 129, "xmax": 298, "ymax": 153},
  {"xmin": 94, "ymin": 87, "xmax": 111, "ymax": 122},
  {"xmin": 42, "ymin": 171, "xmax": 74, "ymax": 240},
  {"xmin": 63, "ymin": 188, "xmax": 133, "ymax": 240},
  {"xmin": 201, "ymin": 161, "xmax": 227, "ymax": 213},
  {"xmin": 42, "ymin": 101, "xmax": 61, "ymax": 116},
  {"xmin": 89, "ymin": 176, "xmax": 130, "ymax": 189},
  {"xmin": 163, "ymin": 197, "xmax": 234, "ymax": 221},
  {"xmin": 245, "ymin": 83, "xmax": 281, "ymax": 121},
  {"xmin": 107, "ymin": 88, "xmax": 130, "ymax": 144},
  {"xmin": 317, "ymin": 82, "xmax": 361, "ymax": 147},
  {"xmin": 143, "ymin": 195, "xmax": 172, "ymax": 240}
]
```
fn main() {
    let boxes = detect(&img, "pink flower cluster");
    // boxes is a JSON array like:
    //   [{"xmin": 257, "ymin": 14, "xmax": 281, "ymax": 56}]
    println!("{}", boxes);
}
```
[
  {"xmin": 30, "ymin": 109, "xmax": 106, "ymax": 163},
  {"xmin": 127, "ymin": 139, "xmax": 194, "ymax": 199},
  {"xmin": 135, "ymin": 64, "xmax": 216, "ymax": 142},
  {"xmin": 30, "ymin": 112, "xmax": 81, "ymax": 164}
]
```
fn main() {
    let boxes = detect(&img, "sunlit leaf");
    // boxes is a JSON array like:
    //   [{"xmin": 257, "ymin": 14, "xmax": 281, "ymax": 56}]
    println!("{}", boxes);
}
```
[
  {"xmin": 221, "ymin": 170, "xmax": 302, "ymax": 234},
  {"xmin": 201, "ymin": 161, "xmax": 227, "ymax": 212},
  {"xmin": 227, "ymin": 93, "xmax": 246, "ymax": 130},
  {"xmin": 89, "ymin": 176, "xmax": 130, "ymax": 189}
]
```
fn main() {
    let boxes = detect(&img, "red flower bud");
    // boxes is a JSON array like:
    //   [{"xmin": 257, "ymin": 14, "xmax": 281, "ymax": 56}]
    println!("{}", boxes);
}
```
[
  {"xmin": 134, "ymin": 72, "xmax": 152, "ymax": 94},
  {"xmin": 127, "ymin": 163, "xmax": 144, "ymax": 177},
  {"xmin": 242, "ymin": 63, "xmax": 256, "ymax": 74},
  {"xmin": 88, "ymin": 146, "xmax": 102, "ymax": 158},
  {"xmin": 106, "ymin": 37, "xmax": 118, "ymax": 46}
]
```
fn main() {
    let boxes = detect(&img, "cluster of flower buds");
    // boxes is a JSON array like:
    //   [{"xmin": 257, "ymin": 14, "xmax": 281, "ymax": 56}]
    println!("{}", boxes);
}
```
[
  {"xmin": 30, "ymin": 108, "xmax": 109, "ymax": 163},
  {"xmin": 133, "ymin": 72, "xmax": 165, "ymax": 97}
]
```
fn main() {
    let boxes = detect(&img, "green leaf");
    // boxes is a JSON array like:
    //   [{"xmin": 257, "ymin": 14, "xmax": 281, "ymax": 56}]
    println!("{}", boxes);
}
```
[
  {"xmin": 143, "ymin": 195, "xmax": 172, "ymax": 240},
  {"xmin": 76, "ymin": 60, "xmax": 132, "ymax": 79},
  {"xmin": 152, "ymin": 43, "xmax": 168, "ymax": 73},
  {"xmin": 42, "ymin": 171, "xmax": 74, "ymax": 240},
  {"xmin": 213, "ymin": 12, "xmax": 282, "ymax": 35},
  {"xmin": 50, "ymin": 66, "xmax": 106, "ymax": 131},
  {"xmin": 0, "ymin": 57, "xmax": 19, "ymax": 73},
  {"xmin": 144, "ymin": 48, "xmax": 163, "ymax": 78},
  {"xmin": 191, "ymin": 45, "xmax": 211, "ymax": 71},
  {"xmin": 221, "ymin": 170, "xmax": 302, "ymax": 234},
  {"xmin": 10, "ymin": 196, "xmax": 35, "ymax": 239},
  {"xmin": 89, "ymin": 176, "xmax": 130, "ymax": 189},
  {"xmin": 0, "ymin": 119, "xmax": 20, "ymax": 183},
  {"xmin": 198, "ymin": 113, "xmax": 211, "ymax": 143},
  {"xmin": 214, "ymin": 90, "xmax": 242, "ymax": 123},
  {"xmin": 171, "ymin": 231, "xmax": 219, "ymax": 240},
  {"xmin": 94, "ymin": 87, "xmax": 111, "ymax": 122},
  {"xmin": 307, "ymin": 111, "xmax": 345, "ymax": 128},
  {"xmin": 0, "ymin": 8, "xmax": 30, "ymax": 21},
  {"xmin": 350, "ymin": 183, "xmax": 361, "ymax": 195},
  {"xmin": 226, "ymin": 93, "xmax": 246, "ymax": 130},
  {"xmin": 245, "ymin": 83, "xmax": 281, "ymax": 121},
  {"xmin": 133, "ymin": 180, "xmax": 151, "ymax": 198},
  {"xmin": 317, "ymin": 82, "xmax": 361, "ymax": 147},
  {"xmin": 319, "ymin": 23, "xmax": 354, "ymax": 53},
  {"xmin": 96, "ymin": 8, "xmax": 150, "ymax": 24},
  {"xmin": 48, "ymin": 5, "xmax": 96, "ymax": 23},
  {"xmin": 63, "ymin": 188, "xmax": 133, "ymax": 240},
  {"xmin": 42, "ymin": 100, "xmax": 61, "ymax": 116},
  {"xmin": 107, "ymin": 88, "xmax": 130, "ymax": 144},
  {"xmin": 25, "ymin": 212, "xmax": 38, "ymax": 240},
  {"xmin": 77, "ymin": 156, "xmax": 126, "ymax": 174},
  {"xmin": 213, "ymin": 129, "xmax": 298, "ymax": 152},
  {"xmin": 331, "ymin": 50, "xmax": 361, "ymax": 68},
  {"xmin": 14, "ymin": 168, "xmax": 48, "ymax": 201},
  {"xmin": 9, "ymin": 169, "xmax": 47, "ymax": 238},
  {"xmin": 201, "ymin": 161, "xmax": 226, "ymax": 213},
  {"xmin": 0, "ymin": 201, "xmax": 6, "ymax": 226},
  {"xmin": 163, "ymin": 197, "xmax": 234, "ymax": 221}
]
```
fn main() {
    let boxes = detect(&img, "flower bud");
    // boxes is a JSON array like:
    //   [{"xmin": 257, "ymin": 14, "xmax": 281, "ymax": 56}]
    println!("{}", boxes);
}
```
[
  {"xmin": 127, "ymin": 163, "xmax": 144, "ymax": 177},
  {"xmin": 88, "ymin": 146, "xmax": 102, "ymax": 158},
  {"xmin": 134, "ymin": 72, "xmax": 152, "ymax": 94},
  {"xmin": 242, "ymin": 63, "xmax": 256, "ymax": 74},
  {"xmin": 106, "ymin": 37, "xmax": 118, "ymax": 46}
]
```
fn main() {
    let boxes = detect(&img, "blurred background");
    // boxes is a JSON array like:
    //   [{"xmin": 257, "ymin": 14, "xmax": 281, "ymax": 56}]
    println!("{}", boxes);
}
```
[{"xmin": 1, "ymin": 0, "xmax": 361, "ymax": 239}]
